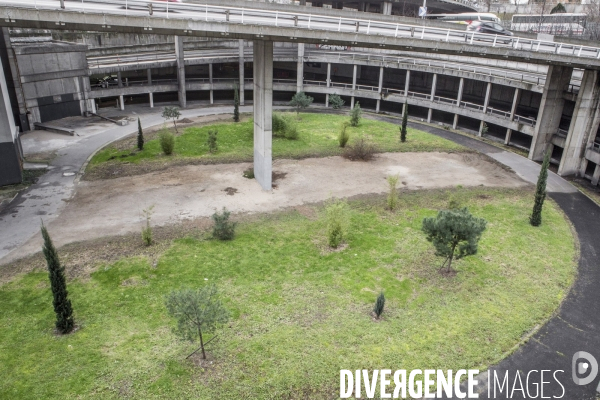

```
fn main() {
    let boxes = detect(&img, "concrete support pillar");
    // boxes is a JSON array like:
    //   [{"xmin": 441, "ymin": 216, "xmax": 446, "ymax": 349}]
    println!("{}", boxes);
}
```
[
  {"xmin": 253, "ymin": 41, "xmax": 273, "ymax": 191},
  {"xmin": 427, "ymin": 73, "xmax": 437, "ymax": 123},
  {"xmin": 0, "ymin": 52, "xmax": 21, "ymax": 185},
  {"xmin": 175, "ymin": 35, "xmax": 186, "ymax": 108},
  {"xmin": 382, "ymin": 1, "xmax": 392, "ymax": 14},
  {"xmin": 325, "ymin": 62, "xmax": 331, "ymax": 107},
  {"xmin": 119, "ymin": 95, "xmax": 124, "ymax": 111},
  {"xmin": 452, "ymin": 78, "xmax": 463, "ymax": 129},
  {"xmin": 404, "ymin": 70, "xmax": 410, "ymax": 96},
  {"xmin": 592, "ymin": 164, "xmax": 600, "ymax": 186},
  {"xmin": 376, "ymin": 66, "xmax": 384, "ymax": 113},
  {"xmin": 209, "ymin": 63, "xmax": 214, "ymax": 105},
  {"xmin": 529, "ymin": 65, "xmax": 573, "ymax": 161},
  {"xmin": 117, "ymin": 71, "xmax": 123, "ymax": 88},
  {"xmin": 351, "ymin": 64, "xmax": 357, "ymax": 109},
  {"xmin": 149, "ymin": 92, "xmax": 154, "ymax": 108},
  {"xmin": 482, "ymin": 82, "xmax": 492, "ymax": 113},
  {"xmin": 504, "ymin": 88, "xmax": 520, "ymax": 145},
  {"xmin": 239, "ymin": 39, "xmax": 245, "ymax": 106},
  {"xmin": 147, "ymin": 68, "xmax": 152, "ymax": 85},
  {"xmin": 297, "ymin": 43, "xmax": 304, "ymax": 93},
  {"xmin": 559, "ymin": 69, "xmax": 600, "ymax": 176},
  {"xmin": 505, "ymin": 129, "xmax": 512, "ymax": 145}
]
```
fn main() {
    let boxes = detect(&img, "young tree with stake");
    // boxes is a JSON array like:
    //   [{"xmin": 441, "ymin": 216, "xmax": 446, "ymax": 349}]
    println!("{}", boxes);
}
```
[
  {"xmin": 530, "ymin": 152, "xmax": 550, "ymax": 227},
  {"xmin": 422, "ymin": 208, "xmax": 487, "ymax": 273},
  {"xmin": 162, "ymin": 106, "xmax": 181, "ymax": 133},
  {"xmin": 165, "ymin": 285, "xmax": 229, "ymax": 360},
  {"xmin": 41, "ymin": 223, "xmax": 75, "ymax": 334}
]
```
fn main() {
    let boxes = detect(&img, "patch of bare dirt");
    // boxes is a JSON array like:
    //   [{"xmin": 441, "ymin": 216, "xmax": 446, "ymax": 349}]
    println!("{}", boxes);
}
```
[{"xmin": 224, "ymin": 187, "xmax": 238, "ymax": 196}]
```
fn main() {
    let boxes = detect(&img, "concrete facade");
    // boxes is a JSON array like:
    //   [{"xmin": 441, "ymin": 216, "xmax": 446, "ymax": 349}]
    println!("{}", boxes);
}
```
[{"xmin": 0, "ymin": 47, "xmax": 21, "ymax": 186}]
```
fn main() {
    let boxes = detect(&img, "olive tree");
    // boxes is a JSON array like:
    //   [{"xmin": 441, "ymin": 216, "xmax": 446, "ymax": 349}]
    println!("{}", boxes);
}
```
[
  {"xmin": 162, "ymin": 106, "xmax": 181, "ymax": 133},
  {"xmin": 421, "ymin": 208, "xmax": 487, "ymax": 273}
]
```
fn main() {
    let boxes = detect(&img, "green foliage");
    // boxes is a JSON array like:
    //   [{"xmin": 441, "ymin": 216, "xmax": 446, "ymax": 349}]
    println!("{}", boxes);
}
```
[
  {"xmin": 374, "ymin": 292, "xmax": 385, "ymax": 319},
  {"xmin": 162, "ymin": 106, "xmax": 181, "ymax": 133},
  {"xmin": 242, "ymin": 167, "xmax": 255, "ymax": 179},
  {"xmin": 338, "ymin": 122, "xmax": 350, "ymax": 148},
  {"xmin": 422, "ymin": 207, "xmax": 487, "ymax": 272},
  {"xmin": 550, "ymin": 2, "xmax": 566, "ymax": 13},
  {"xmin": 141, "ymin": 205, "xmax": 154, "ymax": 246},
  {"xmin": 207, "ymin": 129, "xmax": 218, "ymax": 153},
  {"xmin": 165, "ymin": 285, "xmax": 230, "ymax": 359},
  {"xmin": 41, "ymin": 224, "xmax": 74, "ymax": 334},
  {"xmin": 233, "ymin": 83, "xmax": 240, "ymax": 123},
  {"xmin": 387, "ymin": 175, "xmax": 399, "ymax": 211},
  {"xmin": 481, "ymin": 122, "xmax": 489, "ymax": 136},
  {"xmin": 212, "ymin": 207, "xmax": 237, "ymax": 240},
  {"xmin": 401, "ymin": 102, "xmax": 408, "ymax": 142},
  {"xmin": 448, "ymin": 194, "xmax": 461, "ymax": 210},
  {"xmin": 329, "ymin": 94, "xmax": 345, "ymax": 109},
  {"xmin": 137, "ymin": 117, "xmax": 144, "ymax": 151},
  {"xmin": 350, "ymin": 102, "xmax": 362, "ymax": 127},
  {"xmin": 289, "ymin": 92, "xmax": 313, "ymax": 115},
  {"xmin": 272, "ymin": 113, "xmax": 299, "ymax": 140},
  {"xmin": 325, "ymin": 198, "xmax": 350, "ymax": 248},
  {"xmin": 530, "ymin": 152, "xmax": 550, "ymax": 227},
  {"xmin": 158, "ymin": 129, "xmax": 175, "ymax": 155},
  {"xmin": 344, "ymin": 135, "xmax": 377, "ymax": 161}
]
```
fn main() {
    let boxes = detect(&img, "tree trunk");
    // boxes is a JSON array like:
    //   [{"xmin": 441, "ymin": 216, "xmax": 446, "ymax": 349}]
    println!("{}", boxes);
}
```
[
  {"xmin": 447, "ymin": 243, "xmax": 457, "ymax": 272},
  {"xmin": 198, "ymin": 327, "xmax": 206, "ymax": 360}
]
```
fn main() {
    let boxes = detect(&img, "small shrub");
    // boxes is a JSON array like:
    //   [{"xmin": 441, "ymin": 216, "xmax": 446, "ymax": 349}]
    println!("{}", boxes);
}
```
[
  {"xmin": 344, "ymin": 136, "xmax": 377, "ymax": 161},
  {"xmin": 284, "ymin": 118, "xmax": 299, "ymax": 140},
  {"xmin": 272, "ymin": 113, "xmax": 299, "ymax": 140},
  {"xmin": 350, "ymin": 102, "xmax": 362, "ymax": 127},
  {"xmin": 141, "ymin": 205, "xmax": 154, "ymax": 246},
  {"xmin": 243, "ymin": 167, "xmax": 255, "ymax": 179},
  {"xmin": 443, "ymin": 124, "xmax": 451, "ymax": 130},
  {"xmin": 159, "ymin": 129, "xmax": 175, "ymax": 155},
  {"xmin": 162, "ymin": 106, "xmax": 181, "ymax": 133},
  {"xmin": 272, "ymin": 112, "xmax": 287, "ymax": 135},
  {"xmin": 329, "ymin": 94, "xmax": 345, "ymax": 109},
  {"xmin": 481, "ymin": 122, "xmax": 489, "ymax": 136},
  {"xmin": 448, "ymin": 195, "xmax": 461, "ymax": 210},
  {"xmin": 289, "ymin": 91, "xmax": 313, "ymax": 115},
  {"xmin": 387, "ymin": 175, "xmax": 399, "ymax": 211},
  {"xmin": 207, "ymin": 129, "xmax": 218, "ymax": 153},
  {"xmin": 338, "ymin": 122, "xmax": 350, "ymax": 148},
  {"xmin": 325, "ymin": 198, "xmax": 350, "ymax": 248},
  {"xmin": 374, "ymin": 292, "xmax": 385, "ymax": 319},
  {"xmin": 212, "ymin": 207, "xmax": 237, "ymax": 240}
]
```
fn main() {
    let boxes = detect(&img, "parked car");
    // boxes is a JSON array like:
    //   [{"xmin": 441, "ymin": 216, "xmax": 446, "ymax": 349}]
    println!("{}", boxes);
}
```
[{"xmin": 467, "ymin": 21, "xmax": 514, "ymax": 43}]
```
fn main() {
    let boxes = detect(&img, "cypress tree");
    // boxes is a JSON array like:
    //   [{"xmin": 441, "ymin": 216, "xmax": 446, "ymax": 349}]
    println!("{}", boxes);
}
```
[
  {"xmin": 137, "ymin": 117, "xmax": 144, "ymax": 151},
  {"xmin": 400, "ymin": 101, "xmax": 408, "ymax": 143},
  {"xmin": 374, "ymin": 292, "xmax": 385, "ymax": 319},
  {"xmin": 41, "ymin": 224, "xmax": 74, "ymax": 334},
  {"xmin": 233, "ymin": 82, "xmax": 240, "ymax": 123},
  {"xmin": 530, "ymin": 152, "xmax": 550, "ymax": 227}
]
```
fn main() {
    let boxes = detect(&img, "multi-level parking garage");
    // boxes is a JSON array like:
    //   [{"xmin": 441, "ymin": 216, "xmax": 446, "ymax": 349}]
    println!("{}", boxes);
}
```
[{"xmin": 0, "ymin": 0, "xmax": 599, "ymax": 189}]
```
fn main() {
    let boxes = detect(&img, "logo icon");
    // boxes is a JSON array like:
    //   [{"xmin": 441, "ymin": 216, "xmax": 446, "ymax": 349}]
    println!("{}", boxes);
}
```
[{"xmin": 572, "ymin": 351, "xmax": 599, "ymax": 386}]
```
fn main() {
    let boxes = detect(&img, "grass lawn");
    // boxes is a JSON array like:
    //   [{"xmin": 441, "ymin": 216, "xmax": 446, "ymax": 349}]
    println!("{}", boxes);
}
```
[
  {"xmin": 0, "ymin": 188, "xmax": 575, "ymax": 399},
  {"xmin": 86, "ymin": 113, "xmax": 465, "ymax": 175}
]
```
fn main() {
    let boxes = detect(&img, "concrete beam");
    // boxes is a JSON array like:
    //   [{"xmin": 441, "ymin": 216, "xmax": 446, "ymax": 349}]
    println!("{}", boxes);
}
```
[
  {"xmin": 559, "ymin": 69, "xmax": 600, "ymax": 176},
  {"xmin": 175, "ymin": 35, "xmax": 186, "ymax": 108},
  {"xmin": 297, "ymin": 43, "xmax": 304, "ymax": 93},
  {"xmin": 529, "ymin": 65, "xmax": 573, "ymax": 161},
  {"xmin": 239, "ymin": 39, "xmax": 245, "ymax": 106},
  {"xmin": 376, "ymin": 66, "xmax": 384, "ymax": 113},
  {"xmin": 253, "ymin": 40, "xmax": 273, "ymax": 191}
]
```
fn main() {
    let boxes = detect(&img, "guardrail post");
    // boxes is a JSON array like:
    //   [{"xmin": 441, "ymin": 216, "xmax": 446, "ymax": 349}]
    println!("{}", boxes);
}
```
[
  {"xmin": 226, "ymin": 10, "xmax": 230, "ymax": 22},
  {"xmin": 59, "ymin": 0, "xmax": 65, "ymax": 9},
  {"xmin": 355, "ymin": 21, "xmax": 360, "ymax": 32},
  {"xmin": 148, "ymin": 3, "xmax": 153, "ymax": 15},
  {"xmin": 294, "ymin": 16, "xmax": 298, "ymax": 27}
]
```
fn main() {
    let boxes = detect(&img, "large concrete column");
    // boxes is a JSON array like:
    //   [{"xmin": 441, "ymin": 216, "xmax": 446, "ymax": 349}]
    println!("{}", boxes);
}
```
[
  {"xmin": 147, "ymin": 68, "xmax": 152, "ymax": 85},
  {"xmin": 453, "ymin": 77, "xmax": 464, "ymax": 129},
  {"xmin": 478, "ymin": 82, "xmax": 492, "ymax": 136},
  {"xmin": 325, "ymin": 62, "xmax": 331, "ymax": 107},
  {"xmin": 559, "ymin": 69, "xmax": 600, "ymax": 176},
  {"xmin": 404, "ymin": 70, "xmax": 410, "ymax": 96},
  {"xmin": 350, "ymin": 64, "xmax": 357, "ymax": 109},
  {"xmin": 117, "ymin": 70, "xmax": 123, "ymax": 88},
  {"xmin": 427, "ymin": 73, "xmax": 437, "ymax": 123},
  {"xmin": 149, "ymin": 92, "xmax": 154, "ymax": 108},
  {"xmin": 239, "ymin": 39, "xmax": 245, "ymax": 106},
  {"xmin": 175, "ymin": 35, "xmax": 186, "ymax": 108},
  {"xmin": 119, "ymin": 95, "xmax": 124, "ymax": 111},
  {"xmin": 505, "ymin": 88, "xmax": 521, "ymax": 145},
  {"xmin": 209, "ymin": 63, "xmax": 214, "ymax": 105},
  {"xmin": 0, "ymin": 52, "xmax": 21, "ymax": 186},
  {"xmin": 529, "ymin": 65, "xmax": 573, "ymax": 161},
  {"xmin": 376, "ymin": 66, "xmax": 384, "ymax": 113},
  {"xmin": 382, "ymin": 1, "xmax": 392, "ymax": 14},
  {"xmin": 297, "ymin": 43, "xmax": 304, "ymax": 93},
  {"xmin": 253, "ymin": 41, "xmax": 273, "ymax": 191}
]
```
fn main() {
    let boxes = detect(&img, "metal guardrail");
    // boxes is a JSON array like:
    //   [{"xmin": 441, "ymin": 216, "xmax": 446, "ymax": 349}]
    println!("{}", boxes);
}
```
[{"xmin": 5, "ymin": 0, "xmax": 600, "ymax": 63}]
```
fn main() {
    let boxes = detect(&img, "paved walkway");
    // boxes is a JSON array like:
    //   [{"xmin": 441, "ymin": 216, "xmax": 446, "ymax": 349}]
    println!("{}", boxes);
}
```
[{"xmin": 1, "ymin": 105, "xmax": 599, "ymax": 398}]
